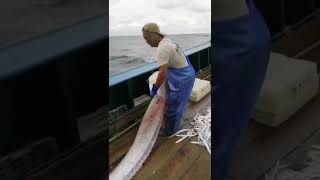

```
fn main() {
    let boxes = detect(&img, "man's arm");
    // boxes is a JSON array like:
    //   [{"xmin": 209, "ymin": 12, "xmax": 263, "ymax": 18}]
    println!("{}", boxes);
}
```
[{"xmin": 155, "ymin": 63, "xmax": 168, "ymax": 87}]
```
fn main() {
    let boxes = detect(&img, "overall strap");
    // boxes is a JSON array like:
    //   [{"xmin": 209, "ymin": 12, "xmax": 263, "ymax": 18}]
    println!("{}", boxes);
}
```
[{"xmin": 162, "ymin": 38, "xmax": 191, "ymax": 65}]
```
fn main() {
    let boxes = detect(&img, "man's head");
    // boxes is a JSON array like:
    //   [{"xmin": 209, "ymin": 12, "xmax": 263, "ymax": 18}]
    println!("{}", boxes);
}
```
[{"xmin": 142, "ymin": 23, "xmax": 164, "ymax": 47}]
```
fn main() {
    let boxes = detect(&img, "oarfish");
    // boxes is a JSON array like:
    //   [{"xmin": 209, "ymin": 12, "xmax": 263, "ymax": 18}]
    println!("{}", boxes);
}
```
[{"xmin": 109, "ymin": 71, "xmax": 166, "ymax": 180}]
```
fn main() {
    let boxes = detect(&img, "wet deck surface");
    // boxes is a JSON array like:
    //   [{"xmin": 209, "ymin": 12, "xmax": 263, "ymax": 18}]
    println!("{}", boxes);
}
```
[
  {"xmin": 109, "ymin": 70, "xmax": 211, "ymax": 179},
  {"xmin": 229, "ymin": 15, "xmax": 320, "ymax": 180}
]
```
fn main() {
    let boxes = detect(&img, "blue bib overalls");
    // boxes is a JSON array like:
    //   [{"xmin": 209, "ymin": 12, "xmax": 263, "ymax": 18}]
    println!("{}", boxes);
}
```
[
  {"xmin": 163, "ymin": 39, "xmax": 195, "ymax": 136},
  {"xmin": 212, "ymin": 0, "xmax": 271, "ymax": 179}
]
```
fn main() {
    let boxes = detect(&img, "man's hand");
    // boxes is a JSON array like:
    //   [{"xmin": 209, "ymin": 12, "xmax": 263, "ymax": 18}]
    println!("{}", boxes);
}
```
[
  {"xmin": 150, "ymin": 84, "xmax": 159, "ymax": 97},
  {"xmin": 151, "ymin": 63, "xmax": 167, "ymax": 98}
]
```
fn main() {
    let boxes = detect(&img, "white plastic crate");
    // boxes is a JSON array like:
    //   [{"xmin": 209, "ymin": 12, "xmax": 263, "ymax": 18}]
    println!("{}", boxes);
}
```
[
  {"xmin": 189, "ymin": 78, "xmax": 211, "ymax": 102},
  {"xmin": 254, "ymin": 52, "xmax": 319, "ymax": 126}
]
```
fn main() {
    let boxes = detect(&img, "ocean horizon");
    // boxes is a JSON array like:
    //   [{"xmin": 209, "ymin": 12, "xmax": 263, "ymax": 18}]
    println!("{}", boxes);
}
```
[{"xmin": 109, "ymin": 33, "xmax": 210, "ymax": 76}]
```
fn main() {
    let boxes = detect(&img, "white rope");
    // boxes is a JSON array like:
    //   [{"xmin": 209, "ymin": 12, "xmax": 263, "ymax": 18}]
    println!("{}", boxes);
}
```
[{"xmin": 170, "ymin": 107, "xmax": 211, "ymax": 155}]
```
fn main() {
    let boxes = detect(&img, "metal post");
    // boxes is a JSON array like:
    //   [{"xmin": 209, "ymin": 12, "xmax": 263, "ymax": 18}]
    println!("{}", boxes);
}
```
[
  {"xmin": 207, "ymin": 48, "xmax": 210, "ymax": 65},
  {"xmin": 127, "ymin": 80, "xmax": 134, "ymax": 109},
  {"xmin": 198, "ymin": 52, "xmax": 201, "ymax": 72}
]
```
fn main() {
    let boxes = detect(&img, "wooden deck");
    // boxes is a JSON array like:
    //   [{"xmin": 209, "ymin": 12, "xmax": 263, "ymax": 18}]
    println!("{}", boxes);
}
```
[
  {"xmin": 109, "ymin": 69, "xmax": 211, "ymax": 179},
  {"xmin": 229, "ymin": 16, "xmax": 320, "ymax": 180},
  {"xmin": 260, "ymin": 128, "xmax": 320, "ymax": 180}
]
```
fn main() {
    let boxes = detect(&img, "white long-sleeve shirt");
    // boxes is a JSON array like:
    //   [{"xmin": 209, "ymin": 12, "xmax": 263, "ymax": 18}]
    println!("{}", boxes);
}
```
[{"xmin": 213, "ymin": 0, "xmax": 249, "ymax": 21}]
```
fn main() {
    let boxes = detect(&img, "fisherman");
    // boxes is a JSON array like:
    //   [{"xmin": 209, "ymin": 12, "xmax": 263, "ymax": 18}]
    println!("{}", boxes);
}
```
[
  {"xmin": 213, "ymin": 0, "xmax": 271, "ymax": 179},
  {"xmin": 142, "ymin": 23, "xmax": 195, "ymax": 136}
]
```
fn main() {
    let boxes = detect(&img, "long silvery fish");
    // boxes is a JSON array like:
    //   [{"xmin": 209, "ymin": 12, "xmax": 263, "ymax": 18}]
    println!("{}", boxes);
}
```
[{"xmin": 109, "ymin": 71, "xmax": 166, "ymax": 180}]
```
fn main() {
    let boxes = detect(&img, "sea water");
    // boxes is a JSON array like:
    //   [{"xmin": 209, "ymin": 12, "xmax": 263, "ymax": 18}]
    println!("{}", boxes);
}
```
[{"xmin": 109, "ymin": 34, "xmax": 210, "ymax": 77}]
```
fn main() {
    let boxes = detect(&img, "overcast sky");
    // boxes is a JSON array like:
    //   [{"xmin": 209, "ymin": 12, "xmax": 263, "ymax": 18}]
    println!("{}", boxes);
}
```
[{"xmin": 109, "ymin": 0, "xmax": 210, "ymax": 36}]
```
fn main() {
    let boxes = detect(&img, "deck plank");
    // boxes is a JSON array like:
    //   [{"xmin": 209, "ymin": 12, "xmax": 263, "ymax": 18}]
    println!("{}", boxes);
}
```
[
  {"xmin": 258, "ymin": 129, "xmax": 320, "ymax": 180},
  {"xmin": 151, "ymin": 137, "xmax": 203, "ymax": 180},
  {"xmin": 230, "ymin": 94, "xmax": 320, "ymax": 180},
  {"xmin": 181, "ymin": 148, "xmax": 211, "ymax": 180},
  {"xmin": 132, "ymin": 136, "xmax": 190, "ymax": 180}
]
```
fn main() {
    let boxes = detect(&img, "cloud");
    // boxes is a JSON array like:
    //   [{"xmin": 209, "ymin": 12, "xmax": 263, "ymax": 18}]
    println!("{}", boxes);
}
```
[
  {"xmin": 109, "ymin": 0, "xmax": 121, "ymax": 8},
  {"xmin": 187, "ymin": 0, "xmax": 210, "ymax": 12},
  {"xmin": 156, "ymin": 0, "xmax": 185, "ymax": 9},
  {"xmin": 109, "ymin": 0, "xmax": 210, "ymax": 36}
]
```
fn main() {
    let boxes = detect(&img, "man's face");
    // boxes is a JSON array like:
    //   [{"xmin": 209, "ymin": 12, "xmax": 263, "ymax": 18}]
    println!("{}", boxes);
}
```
[{"xmin": 143, "ymin": 31, "xmax": 156, "ymax": 47}]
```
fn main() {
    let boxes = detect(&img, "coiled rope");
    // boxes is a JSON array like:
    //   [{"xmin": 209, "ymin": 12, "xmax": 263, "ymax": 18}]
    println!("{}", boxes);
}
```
[{"xmin": 170, "ymin": 107, "xmax": 211, "ymax": 155}]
